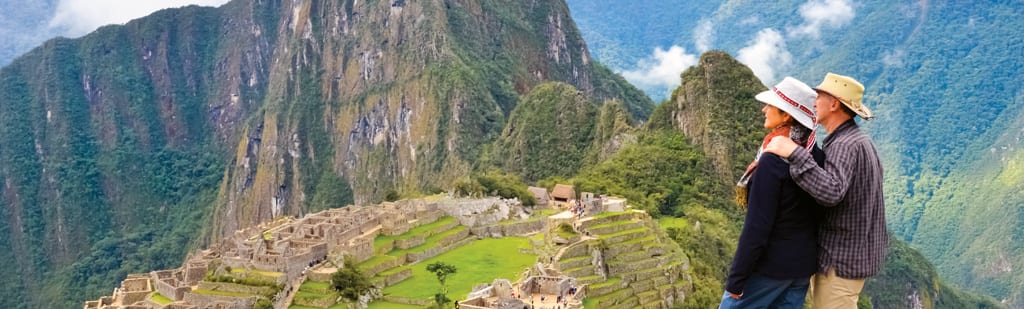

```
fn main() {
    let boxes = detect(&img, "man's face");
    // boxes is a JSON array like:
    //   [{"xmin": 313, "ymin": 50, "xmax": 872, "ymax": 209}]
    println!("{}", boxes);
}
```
[{"xmin": 814, "ymin": 91, "xmax": 835, "ymax": 123}]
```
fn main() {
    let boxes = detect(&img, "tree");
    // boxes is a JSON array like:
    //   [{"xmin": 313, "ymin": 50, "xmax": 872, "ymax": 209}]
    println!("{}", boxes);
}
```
[
  {"xmin": 331, "ymin": 258, "xmax": 372, "ymax": 302},
  {"xmin": 426, "ymin": 261, "xmax": 458, "ymax": 307}
]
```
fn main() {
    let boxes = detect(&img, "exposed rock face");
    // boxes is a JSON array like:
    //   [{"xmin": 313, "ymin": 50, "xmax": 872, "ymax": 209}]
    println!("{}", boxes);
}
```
[{"xmin": 209, "ymin": 0, "xmax": 654, "ymax": 242}]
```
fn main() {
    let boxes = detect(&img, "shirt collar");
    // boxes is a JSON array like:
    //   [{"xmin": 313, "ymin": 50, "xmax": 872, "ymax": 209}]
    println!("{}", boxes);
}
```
[{"xmin": 823, "ymin": 119, "xmax": 857, "ymax": 148}]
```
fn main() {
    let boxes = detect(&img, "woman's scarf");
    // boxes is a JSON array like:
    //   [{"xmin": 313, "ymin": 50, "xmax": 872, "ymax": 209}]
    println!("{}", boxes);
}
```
[{"xmin": 734, "ymin": 124, "xmax": 815, "ymax": 208}]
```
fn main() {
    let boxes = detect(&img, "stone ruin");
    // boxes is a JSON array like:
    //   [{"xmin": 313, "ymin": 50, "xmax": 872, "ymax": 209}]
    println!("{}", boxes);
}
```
[{"xmin": 83, "ymin": 192, "xmax": 647, "ymax": 309}]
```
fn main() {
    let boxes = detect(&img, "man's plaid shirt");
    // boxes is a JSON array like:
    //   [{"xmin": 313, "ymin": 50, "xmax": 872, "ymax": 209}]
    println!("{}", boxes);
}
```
[{"xmin": 787, "ymin": 119, "xmax": 887, "ymax": 279}]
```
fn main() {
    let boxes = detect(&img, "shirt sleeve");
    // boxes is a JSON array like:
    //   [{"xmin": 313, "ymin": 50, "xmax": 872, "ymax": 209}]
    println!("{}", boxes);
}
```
[
  {"xmin": 726, "ymin": 154, "xmax": 786, "ymax": 294},
  {"xmin": 788, "ymin": 142, "xmax": 857, "ymax": 207}
]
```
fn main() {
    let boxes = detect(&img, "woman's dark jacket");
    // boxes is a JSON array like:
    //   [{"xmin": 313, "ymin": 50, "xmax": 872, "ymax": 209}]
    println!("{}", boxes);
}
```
[{"xmin": 726, "ymin": 147, "xmax": 825, "ymax": 294}]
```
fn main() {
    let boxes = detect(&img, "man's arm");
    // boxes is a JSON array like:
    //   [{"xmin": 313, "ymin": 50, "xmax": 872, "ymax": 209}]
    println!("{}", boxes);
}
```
[{"xmin": 765, "ymin": 136, "xmax": 854, "ymax": 207}]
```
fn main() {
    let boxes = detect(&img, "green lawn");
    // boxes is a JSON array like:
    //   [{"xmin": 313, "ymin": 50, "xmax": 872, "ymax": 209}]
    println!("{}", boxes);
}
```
[
  {"xmin": 656, "ymin": 216, "xmax": 688, "ymax": 231},
  {"xmin": 300, "ymin": 280, "xmax": 331, "ymax": 292},
  {"xmin": 379, "ymin": 237, "xmax": 537, "ymax": 302},
  {"xmin": 149, "ymin": 292, "xmax": 172, "ymax": 305},
  {"xmin": 365, "ymin": 301, "xmax": 424, "ymax": 309},
  {"xmin": 375, "ymin": 216, "xmax": 457, "ymax": 248},
  {"xmin": 289, "ymin": 304, "xmax": 347, "ymax": 309},
  {"xmin": 229, "ymin": 267, "xmax": 285, "ymax": 281},
  {"xmin": 192, "ymin": 289, "xmax": 255, "ymax": 298}
]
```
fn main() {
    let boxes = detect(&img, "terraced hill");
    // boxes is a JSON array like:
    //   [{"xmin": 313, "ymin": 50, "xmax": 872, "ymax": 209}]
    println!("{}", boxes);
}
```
[{"xmin": 558, "ymin": 211, "xmax": 691, "ymax": 309}]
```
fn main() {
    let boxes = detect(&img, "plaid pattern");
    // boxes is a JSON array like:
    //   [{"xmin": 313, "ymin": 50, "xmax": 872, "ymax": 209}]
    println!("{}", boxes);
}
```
[{"xmin": 788, "ymin": 120, "xmax": 887, "ymax": 279}]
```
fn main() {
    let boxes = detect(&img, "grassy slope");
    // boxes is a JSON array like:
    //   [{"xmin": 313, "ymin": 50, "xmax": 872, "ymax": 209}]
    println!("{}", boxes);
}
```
[{"xmin": 379, "ymin": 237, "xmax": 536, "ymax": 302}]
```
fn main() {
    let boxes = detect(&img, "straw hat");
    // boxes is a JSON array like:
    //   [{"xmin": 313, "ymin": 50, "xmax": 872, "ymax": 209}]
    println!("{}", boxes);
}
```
[
  {"xmin": 755, "ymin": 77, "xmax": 818, "ymax": 129},
  {"xmin": 814, "ymin": 72, "xmax": 872, "ymax": 119}
]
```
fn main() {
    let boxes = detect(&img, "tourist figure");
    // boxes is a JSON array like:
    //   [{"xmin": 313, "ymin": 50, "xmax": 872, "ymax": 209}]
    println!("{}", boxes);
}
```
[
  {"xmin": 720, "ymin": 77, "xmax": 824, "ymax": 308},
  {"xmin": 764, "ymin": 73, "xmax": 887, "ymax": 308}
]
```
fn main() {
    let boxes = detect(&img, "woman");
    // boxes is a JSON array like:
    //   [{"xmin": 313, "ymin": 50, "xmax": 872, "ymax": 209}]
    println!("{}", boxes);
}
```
[{"xmin": 720, "ymin": 77, "xmax": 825, "ymax": 308}]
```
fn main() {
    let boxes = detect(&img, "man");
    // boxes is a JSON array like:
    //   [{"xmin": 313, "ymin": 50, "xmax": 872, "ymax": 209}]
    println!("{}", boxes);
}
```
[{"xmin": 764, "ymin": 73, "xmax": 887, "ymax": 308}]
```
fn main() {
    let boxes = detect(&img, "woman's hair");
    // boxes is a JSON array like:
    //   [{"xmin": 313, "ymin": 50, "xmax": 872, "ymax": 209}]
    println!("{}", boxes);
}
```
[
  {"xmin": 790, "ymin": 122, "xmax": 813, "ymax": 146},
  {"xmin": 781, "ymin": 110, "xmax": 813, "ymax": 146}
]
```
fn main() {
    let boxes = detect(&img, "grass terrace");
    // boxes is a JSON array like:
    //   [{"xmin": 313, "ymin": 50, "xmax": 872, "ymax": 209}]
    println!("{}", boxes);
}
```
[
  {"xmin": 374, "ymin": 216, "xmax": 458, "ymax": 249},
  {"xmin": 365, "ymin": 302, "xmax": 423, "ymax": 309},
  {"xmin": 657, "ymin": 216, "xmax": 688, "ymax": 231},
  {"xmin": 371, "ymin": 237, "xmax": 536, "ymax": 305},
  {"xmin": 149, "ymin": 292, "xmax": 172, "ymax": 305}
]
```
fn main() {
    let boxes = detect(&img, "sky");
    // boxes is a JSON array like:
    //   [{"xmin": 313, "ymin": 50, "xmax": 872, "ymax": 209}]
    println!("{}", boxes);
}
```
[
  {"xmin": 620, "ymin": 0, "xmax": 857, "ymax": 90},
  {"xmin": 50, "ymin": 0, "xmax": 231, "ymax": 37}
]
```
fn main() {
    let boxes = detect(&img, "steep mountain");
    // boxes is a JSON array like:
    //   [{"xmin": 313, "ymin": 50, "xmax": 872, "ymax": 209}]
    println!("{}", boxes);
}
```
[
  {"xmin": 863, "ymin": 237, "xmax": 1003, "ymax": 309},
  {"xmin": 0, "ymin": 0, "xmax": 652, "ymax": 307},
  {"xmin": 490, "ymin": 82, "xmax": 599, "ymax": 182},
  {"xmin": 647, "ymin": 50, "xmax": 764, "ymax": 185},
  {"xmin": 567, "ymin": 0, "xmax": 1024, "ymax": 305}
]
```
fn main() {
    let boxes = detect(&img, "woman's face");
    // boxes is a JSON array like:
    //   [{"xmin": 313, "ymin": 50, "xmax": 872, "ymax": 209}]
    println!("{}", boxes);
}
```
[{"xmin": 762, "ymin": 104, "xmax": 792, "ymax": 129}]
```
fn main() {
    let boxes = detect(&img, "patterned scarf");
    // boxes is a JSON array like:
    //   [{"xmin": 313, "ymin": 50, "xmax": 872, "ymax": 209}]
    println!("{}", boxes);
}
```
[{"xmin": 734, "ymin": 124, "xmax": 814, "ymax": 208}]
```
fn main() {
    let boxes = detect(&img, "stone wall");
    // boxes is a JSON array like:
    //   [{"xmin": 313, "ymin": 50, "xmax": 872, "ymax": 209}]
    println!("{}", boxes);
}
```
[
  {"xmin": 334, "ymin": 236, "xmax": 374, "ymax": 263},
  {"xmin": 184, "ymin": 261, "xmax": 210, "ymax": 285},
  {"xmin": 197, "ymin": 282, "xmax": 276, "ymax": 296},
  {"xmin": 406, "ymin": 237, "xmax": 474, "ymax": 263},
  {"xmin": 470, "ymin": 219, "xmax": 545, "ymax": 238},
  {"xmin": 381, "ymin": 268, "xmax": 413, "ymax": 286},
  {"xmin": 182, "ymin": 292, "xmax": 256, "ymax": 309},
  {"xmin": 382, "ymin": 296, "xmax": 432, "ymax": 306},
  {"xmin": 438, "ymin": 197, "xmax": 522, "ymax": 227},
  {"xmin": 364, "ymin": 257, "xmax": 404, "ymax": 277},
  {"xmin": 155, "ymin": 278, "xmax": 190, "ymax": 301},
  {"xmin": 394, "ymin": 235, "xmax": 425, "ymax": 250},
  {"xmin": 522, "ymin": 276, "xmax": 571, "ymax": 297},
  {"xmin": 442, "ymin": 228, "xmax": 471, "ymax": 246}
]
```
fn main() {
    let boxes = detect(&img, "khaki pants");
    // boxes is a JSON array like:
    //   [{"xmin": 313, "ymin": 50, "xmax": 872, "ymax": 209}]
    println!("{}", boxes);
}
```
[{"xmin": 809, "ymin": 269, "xmax": 866, "ymax": 309}]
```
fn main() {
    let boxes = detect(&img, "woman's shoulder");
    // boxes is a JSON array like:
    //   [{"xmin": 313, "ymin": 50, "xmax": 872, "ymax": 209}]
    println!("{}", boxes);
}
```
[{"xmin": 755, "ymin": 153, "xmax": 790, "ymax": 176}]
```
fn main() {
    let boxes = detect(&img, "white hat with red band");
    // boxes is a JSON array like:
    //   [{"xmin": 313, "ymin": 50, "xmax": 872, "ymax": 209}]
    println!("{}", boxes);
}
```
[{"xmin": 755, "ymin": 76, "xmax": 818, "ymax": 130}]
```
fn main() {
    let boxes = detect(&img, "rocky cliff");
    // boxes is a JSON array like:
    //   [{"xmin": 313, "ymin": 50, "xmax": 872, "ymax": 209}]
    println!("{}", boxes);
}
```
[
  {"xmin": 0, "ymin": 0, "xmax": 651, "ymax": 307},
  {"xmin": 647, "ymin": 50, "xmax": 764, "ymax": 185}
]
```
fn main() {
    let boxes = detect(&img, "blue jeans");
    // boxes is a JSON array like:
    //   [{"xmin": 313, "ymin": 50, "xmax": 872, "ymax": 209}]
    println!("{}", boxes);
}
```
[{"xmin": 718, "ymin": 275, "xmax": 810, "ymax": 309}]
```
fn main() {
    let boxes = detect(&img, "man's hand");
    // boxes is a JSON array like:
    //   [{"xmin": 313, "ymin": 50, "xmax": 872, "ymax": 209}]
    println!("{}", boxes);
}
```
[
  {"xmin": 765, "ymin": 136, "xmax": 799, "ymax": 158},
  {"xmin": 728, "ymin": 291, "xmax": 742, "ymax": 299}
]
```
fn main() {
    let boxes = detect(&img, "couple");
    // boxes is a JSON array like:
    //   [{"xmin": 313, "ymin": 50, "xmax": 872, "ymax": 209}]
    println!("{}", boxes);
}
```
[{"xmin": 720, "ymin": 73, "xmax": 887, "ymax": 308}]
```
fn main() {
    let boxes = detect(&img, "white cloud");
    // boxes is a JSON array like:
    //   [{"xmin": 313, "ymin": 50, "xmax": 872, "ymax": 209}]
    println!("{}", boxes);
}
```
[
  {"xmin": 49, "ymin": 0, "xmax": 230, "ymax": 37},
  {"xmin": 620, "ymin": 45, "xmax": 699, "ymax": 90},
  {"xmin": 737, "ymin": 28, "xmax": 792, "ymax": 84},
  {"xmin": 693, "ymin": 20, "xmax": 714, "ymax": 52},
  {"xmin": 882, "ymin": 48, "xmax": 905, "ymax": 68},
  {"xmin": 789, "ymin": 0, "xmax": 855, "ymax": 39}
]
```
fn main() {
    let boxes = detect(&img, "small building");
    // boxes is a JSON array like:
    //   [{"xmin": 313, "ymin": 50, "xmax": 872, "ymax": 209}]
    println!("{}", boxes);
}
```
[
  {"xmin": 550, "ymin": 184, "xmax": 575, "ymax": 206},
  {"xmin": 527, "ymin": 186, "xmax": 551, "ymax": 206}
]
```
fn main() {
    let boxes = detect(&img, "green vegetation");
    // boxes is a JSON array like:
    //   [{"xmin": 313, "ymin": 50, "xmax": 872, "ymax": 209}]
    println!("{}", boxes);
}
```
[
  {"xmin": 365, "ymin": 302, "xmax": 423, "ymax": 309},
  {"xmin": 862, "ymin": 237, "xmax": 1004, "ymax": 308},
  {"xmin": 331, "ymin": 257, "xmax": 372, "ymax": 302},
  {"xmin": 453, "ymin": 171, "xmax": 536, "ymax": 206},
  {"xmin": 376, "ymin": 238, "xmax": 535, "ymax": 303},
  {"xmin": 426, "ymin": 262, "xmax": 458, "ymax": 307},
  {"xmin": 575, "ymin": 131, "xmax": 731, "ymax": 216},
  {"xmin": 491, "ymin": 82, "xmax": 598, "ymax": 182},
  {"xmin": 149, "ymin": 292, "xmax": 173, "ymax": 305}
]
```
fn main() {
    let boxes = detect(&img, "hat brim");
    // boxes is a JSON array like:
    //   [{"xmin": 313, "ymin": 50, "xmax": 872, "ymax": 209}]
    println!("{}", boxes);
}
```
[
  {"xmin": 813, "ymin": 88, "xmax": 873, "ymax": 120},
  {"xmin": 755, "ymin": 90, "xmax": 815, "ymax": 129}
]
